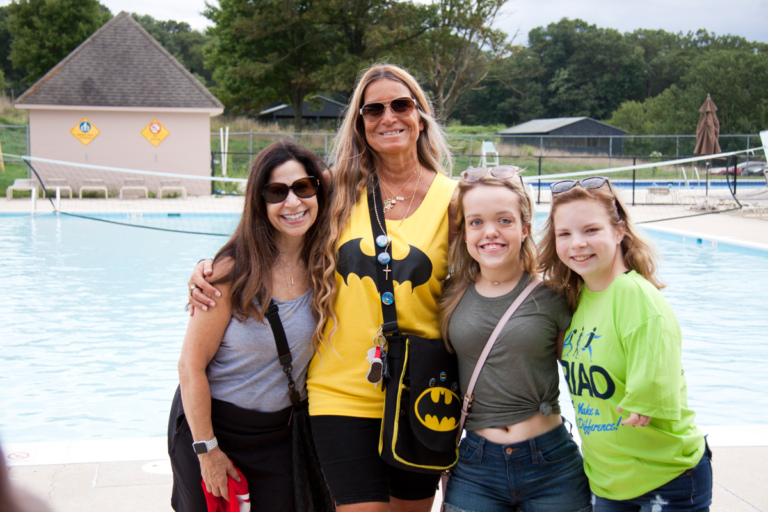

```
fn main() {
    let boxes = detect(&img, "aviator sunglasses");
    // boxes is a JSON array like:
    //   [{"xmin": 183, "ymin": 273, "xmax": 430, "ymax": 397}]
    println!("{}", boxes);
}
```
[
  {"xmin": 461, "ymin": 165, "xmax": 526, "ymax": 190},
  {"xmin": 550, "ymin": 176, "xmax": 609, "ymax": 195},
  {"xmin": 359, "ymin": 97, "xmax": 419, "ymax": 122},
  {"xmin": 550, "ymin": 176, "xmax": 625, "ymax": 218},
  {"xmin": 262, "ymin": 176, "xmax": 320, "ymax": 204}
]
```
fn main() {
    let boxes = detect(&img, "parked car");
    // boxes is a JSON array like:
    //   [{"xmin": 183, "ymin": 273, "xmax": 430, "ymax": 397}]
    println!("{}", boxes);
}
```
[
  {"xmin": 740, "ymin": 162, "xmax": 767, "ymax": 176},
  {"xmin": 711, "ymin": 161, "xmax": 766, "ymax": 176}
]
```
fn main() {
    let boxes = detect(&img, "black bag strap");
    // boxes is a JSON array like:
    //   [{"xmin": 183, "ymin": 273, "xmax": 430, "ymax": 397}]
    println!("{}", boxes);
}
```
[
  {"xmin": 366, "ymin": 175, "xmax": 400, "ymax": 336},
  {"xmin": 265, "ymin": 300, "xmax": 302, "ymax": 408}
]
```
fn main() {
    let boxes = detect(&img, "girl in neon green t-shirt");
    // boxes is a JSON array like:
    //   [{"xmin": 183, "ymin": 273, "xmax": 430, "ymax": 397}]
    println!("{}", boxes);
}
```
[{"xmin": 538, "ymin": 177, "xmax": 712, "ymax": 511}]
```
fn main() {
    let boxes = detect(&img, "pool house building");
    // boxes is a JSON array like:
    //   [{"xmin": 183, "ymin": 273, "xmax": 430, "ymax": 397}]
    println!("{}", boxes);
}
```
[{"xmin": 14, "ymin": 11, "xmax": 223, "ymax": 197}]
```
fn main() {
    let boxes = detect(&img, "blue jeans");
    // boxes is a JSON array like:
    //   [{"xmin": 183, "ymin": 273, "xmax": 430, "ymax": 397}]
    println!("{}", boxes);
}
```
[
  {"xmin": 591, "ymin": 442, "xmax": 713, "ymax": 512},
  {"xmin": 444, "ymin": 423, "xmax": 592, "ymax": 512}
]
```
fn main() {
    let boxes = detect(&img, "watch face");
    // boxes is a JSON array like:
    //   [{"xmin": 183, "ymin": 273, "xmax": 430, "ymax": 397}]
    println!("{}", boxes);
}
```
[{"xmin": 192, "ymin": 442, "xmax": 207, "ymax": 454}]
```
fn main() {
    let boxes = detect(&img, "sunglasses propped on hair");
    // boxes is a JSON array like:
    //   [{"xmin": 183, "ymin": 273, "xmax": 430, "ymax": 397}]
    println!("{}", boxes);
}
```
[
  {"xmin": 551, "ymin": 176, "xmax": 626, "ymax": 219},
  {"xmin": 262, "ymin": 177, "xmax": 320, "ymax": 204},
  {"xmin": 550, "ymin": 176, "xmax": 609, "ymax": 195}
]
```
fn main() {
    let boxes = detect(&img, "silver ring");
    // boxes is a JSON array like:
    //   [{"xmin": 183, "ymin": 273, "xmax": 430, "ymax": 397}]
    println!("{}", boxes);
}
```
[{"xmin": 190, "ymin": 284, "xmax": 197, "ymax": 291}]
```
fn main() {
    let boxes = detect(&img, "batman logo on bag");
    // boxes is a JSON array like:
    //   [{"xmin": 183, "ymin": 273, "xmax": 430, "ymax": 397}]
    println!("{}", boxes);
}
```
[
  {"xmin": 336, "ymin": 238, "xmax": 432, "ymax": 292},
  {"xmin": 414, "ymin": 387, "xmax": 460, "ymax": 432}
]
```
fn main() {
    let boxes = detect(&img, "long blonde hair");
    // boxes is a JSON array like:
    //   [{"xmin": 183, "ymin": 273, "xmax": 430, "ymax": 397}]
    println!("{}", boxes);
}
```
[
  {"xmin": 324, "ymin": 63, "xmax": 453, "ymax": 265},
  {"xmin": 537, "ymin": 180, "xmax": 664, "ymax": 311},
  {"xmin": 439, "ymin": 172, "xmax": 537, "ymax": 343}
]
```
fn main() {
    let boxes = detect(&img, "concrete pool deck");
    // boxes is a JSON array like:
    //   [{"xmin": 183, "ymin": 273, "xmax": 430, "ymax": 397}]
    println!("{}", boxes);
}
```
[
  {"xmin": 5, "ymin": 430, "xmax": 768, "ymax": 512},
  {"xmin": 3, "ymin": 198, "xmax": 767, "ymax": 511}
]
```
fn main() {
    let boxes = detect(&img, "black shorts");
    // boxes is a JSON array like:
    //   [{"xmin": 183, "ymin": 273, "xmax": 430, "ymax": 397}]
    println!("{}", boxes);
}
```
[
  {"xmin": 167, "ymin": 386, "xmax": 294, "ymax": 512},
  {"xmin": 310, "ymin": 415, "xmax": 440, "ymax": 505}
]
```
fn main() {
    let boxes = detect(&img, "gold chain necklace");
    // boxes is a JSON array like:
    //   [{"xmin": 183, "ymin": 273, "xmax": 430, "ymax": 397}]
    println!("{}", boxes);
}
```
[
  {"xmin": 372, "ymin": 166, "xmax": 423, "ymax": 253},
  {"xmin": 379, "ymin": 168, "xmax": 418, "ymax": 212}
]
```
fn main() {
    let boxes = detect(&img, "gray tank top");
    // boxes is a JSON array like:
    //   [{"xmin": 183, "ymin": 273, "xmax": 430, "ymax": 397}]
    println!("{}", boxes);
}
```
[{"xmin": 207, "ymin": 290, "xmax": 316, "ymax": 412}]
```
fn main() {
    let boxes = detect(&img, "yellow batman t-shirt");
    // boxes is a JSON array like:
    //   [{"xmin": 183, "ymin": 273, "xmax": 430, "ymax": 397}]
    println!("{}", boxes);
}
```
[{"xmin": 307, "ymin": 172, "xmax": 455, "ymax": 418}]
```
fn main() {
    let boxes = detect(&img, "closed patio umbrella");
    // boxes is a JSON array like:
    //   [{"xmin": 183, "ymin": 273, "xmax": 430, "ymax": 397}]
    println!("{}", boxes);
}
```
[{"xmin": 694, "ymin": 94, "xmax": 722, "ymax": 195}]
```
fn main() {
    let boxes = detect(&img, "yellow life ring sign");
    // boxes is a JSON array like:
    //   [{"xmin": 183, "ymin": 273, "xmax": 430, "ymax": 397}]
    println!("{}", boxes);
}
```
[{"xmin": 70, "ymin": 117, "xmax": 101, "ymax": 146}]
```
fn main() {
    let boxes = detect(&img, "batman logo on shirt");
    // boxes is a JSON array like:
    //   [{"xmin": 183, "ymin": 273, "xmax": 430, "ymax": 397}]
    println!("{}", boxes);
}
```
[{"xmin": 336, "ymin": 238, "xmax": 432, "ymax": 292}]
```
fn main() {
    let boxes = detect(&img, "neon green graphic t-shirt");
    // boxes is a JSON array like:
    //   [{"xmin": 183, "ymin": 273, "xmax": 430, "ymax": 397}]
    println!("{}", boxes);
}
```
[{"xmin": 561, "ymin": 271, "xmax": 704, "ymax": 500}]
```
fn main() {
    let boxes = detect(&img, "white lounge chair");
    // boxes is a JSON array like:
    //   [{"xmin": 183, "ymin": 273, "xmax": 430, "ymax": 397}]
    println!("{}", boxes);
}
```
[
  {"xmin": 79, "ymin": 179, "xmax": 108, "ymax": 199},
  {"xmin": 6, "ymin": 179, "xmax": 38, "ymax": 200},
  {"xmin": 646, "ymin": 186, "xmax": 678, "ymax": 204},
  {"xmin": 158, "ymin": 179, "xmax": 187, "ymax": 199},
  {"xmin": 120, "ymin": 178, "xmax": 149, "ymax": 199},
  {"xmin": 44, "ymin": 178, "xmax": 73, "ymax": 199},
  {"xmin": 479, "ymin": 141, "xmax": 500, "ymax": 167}
]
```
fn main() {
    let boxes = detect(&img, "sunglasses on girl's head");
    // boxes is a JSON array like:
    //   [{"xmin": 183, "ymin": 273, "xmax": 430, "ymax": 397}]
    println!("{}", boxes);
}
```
[
  {"xmin": 359, "ymin": 97, "xmax": 419, "ymax": 122},
  {"xmin": 550, "ymin": 176, "xmax": 610, "ymax": 195},
  {"xmin": 460, "ymin": 165, "xmax": 522, "ymax": 183},
  {"xmin": 262, "ymin": 176, "xmax": 320, "ymax": 204}
]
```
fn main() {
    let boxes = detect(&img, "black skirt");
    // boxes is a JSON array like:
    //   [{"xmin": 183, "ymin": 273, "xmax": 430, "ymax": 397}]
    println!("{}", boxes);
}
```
[{"xmin": 167, "ymin": 385, "xmax": 294, "ymax": 512}]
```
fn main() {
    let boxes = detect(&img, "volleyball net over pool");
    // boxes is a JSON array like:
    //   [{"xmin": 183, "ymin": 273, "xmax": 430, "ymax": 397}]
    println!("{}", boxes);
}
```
[
  {"xmin": 4, "ymin": 141, "xmax": 767, "ymax": 236},
  {"xmin": 520, "ymin": 147, "xmax": 766, "ymax": 224},
  {"xmin": 16, "ymin": 155, "xmax": 247, "ymax": 236}
]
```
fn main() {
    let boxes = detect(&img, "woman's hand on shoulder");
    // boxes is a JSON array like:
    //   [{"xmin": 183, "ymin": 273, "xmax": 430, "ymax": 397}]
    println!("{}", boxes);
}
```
[
  {"xmin": 188, "ymin": 259, "xmax": 229, "ymax": 315},
  {"xmin": 617, "ymin": 407, "xmax": 651, "ymax": 427},
  {"xmin": 198, "ymin": 447, "xmax": 240, "ymax": 501}
]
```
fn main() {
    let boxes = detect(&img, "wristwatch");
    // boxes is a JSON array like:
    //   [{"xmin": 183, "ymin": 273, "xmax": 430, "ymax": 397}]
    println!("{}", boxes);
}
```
[{"xmin": 192, "ymin": 436, "xmax": 218, "ymax": 455}]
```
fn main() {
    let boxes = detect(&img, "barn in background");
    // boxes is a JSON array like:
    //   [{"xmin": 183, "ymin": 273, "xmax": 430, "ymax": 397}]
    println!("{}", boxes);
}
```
[{"xmin": 499, "ymin": 117, "xmax": 626, "ymax": 155}]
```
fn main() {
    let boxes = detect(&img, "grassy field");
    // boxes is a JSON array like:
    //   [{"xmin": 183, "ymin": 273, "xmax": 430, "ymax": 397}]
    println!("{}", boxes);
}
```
[{"xmin": 0, "ymin": 96, "xmax": 30, "ymax": 197}]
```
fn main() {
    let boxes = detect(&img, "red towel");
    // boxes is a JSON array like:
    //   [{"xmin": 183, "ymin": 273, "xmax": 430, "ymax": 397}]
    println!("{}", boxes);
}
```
[{"xmin": 201, "ymin": 466, "xmax": 250, "ymax": 512}]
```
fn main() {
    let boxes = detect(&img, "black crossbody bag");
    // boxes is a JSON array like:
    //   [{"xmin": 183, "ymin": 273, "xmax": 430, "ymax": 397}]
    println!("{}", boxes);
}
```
[
  {"xmin": 366, "ymin": 178, "xmax": 461, "ymax": 474},
  {"xmin": 265, "ymin": 301, "xmax": 335, "ymax": 511}
]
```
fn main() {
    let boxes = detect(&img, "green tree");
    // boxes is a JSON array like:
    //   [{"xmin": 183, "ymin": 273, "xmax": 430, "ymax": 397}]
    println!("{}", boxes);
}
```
[
  {"xmin": 451, "ymin": 47, "xmax": 545, "ymax": 126},
  {"xmin": 404, "ymin": 0, "xmax": 515, "ymax": 122},
  {"xmin": 609, "ymin": 50, "xmax": 768, "ymax": 136},
  {"xmin": 204, "ymin": 0, "xmax": 329, "ymax": 131},
  {"xmin": 309, "ymin": 0, "xmax": 433, "ymax": 92},
  {"xmin": 528, "ymin": 18, "xmax": 646, "ymax": 119},
  {"xmin": 132, "ymin": 14, "xmax": 213, "ymax": 86},
  {"xmin": 0, "ymin": 6, "xmax": 28, "ymax": 95},
  {"xmin": 6, "ymin": 0, "xmax": 111, "ymax": 85}
]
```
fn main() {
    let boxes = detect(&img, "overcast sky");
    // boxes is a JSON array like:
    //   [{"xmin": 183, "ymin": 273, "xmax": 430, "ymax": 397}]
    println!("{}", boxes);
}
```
[{"xmin": 3, "ymin": 0, "xmax": 766, "ymax": 45}]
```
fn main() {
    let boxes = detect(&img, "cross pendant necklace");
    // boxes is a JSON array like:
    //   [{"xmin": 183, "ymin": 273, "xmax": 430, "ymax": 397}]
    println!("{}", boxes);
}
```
[{"xmin": 383, "ymin": 264, "xmax": 392, "ymax": 280}]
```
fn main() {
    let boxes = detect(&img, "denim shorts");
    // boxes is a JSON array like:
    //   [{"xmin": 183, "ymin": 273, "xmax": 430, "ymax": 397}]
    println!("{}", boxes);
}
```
[
  {"xmin": 444, "ymin": 423, "xmax": 592, "ymax": 512},
  {"xmin": 591, "ymin": 440, "xmax": 713, "ymax": 512}
]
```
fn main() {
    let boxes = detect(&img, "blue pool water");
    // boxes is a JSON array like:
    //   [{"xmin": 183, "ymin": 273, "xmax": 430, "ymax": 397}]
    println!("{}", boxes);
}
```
[{"xmin": 1, "ymin": 214, "xmax": 767, "ymax": 443}]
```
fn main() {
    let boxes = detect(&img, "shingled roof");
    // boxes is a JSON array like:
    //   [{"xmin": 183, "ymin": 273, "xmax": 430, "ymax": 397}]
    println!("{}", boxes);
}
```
[{"xmin": 15, "ymin": 11, "xmax": 223, "ymax": 111}]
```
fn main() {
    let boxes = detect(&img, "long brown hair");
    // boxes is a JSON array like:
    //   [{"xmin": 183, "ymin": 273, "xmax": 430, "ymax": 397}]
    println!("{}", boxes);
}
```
[
  {"xmin": 537, "ymin": 180, "xmax": 664, "ymax": 311},
  {"xmin": 212, "ymin": 140, "xmax": 336, "ymax": 349},
  {"xmin": 439, "ymin": 172, "xmax": 537, "ymax": 343}
]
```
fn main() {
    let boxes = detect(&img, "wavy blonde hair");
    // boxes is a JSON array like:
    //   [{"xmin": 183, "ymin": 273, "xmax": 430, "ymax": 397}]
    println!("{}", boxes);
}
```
[
  {"xmin": 537, "ymin": 180, "xmax": 664, "ymax": 311},
  {"xmin": 324, "ymin": 63, "xmax": 453, "ymax": 258},
  {"xmin": 211, "ymin": 140, "xmax": 336, "ymax": 350},
  {"xmin": 439, "ymin": 171, "xmax": 537, "ymax": 344},
  {"xmin": 320, "ymin": 64, "xmax": 453, "ymax": 342}
]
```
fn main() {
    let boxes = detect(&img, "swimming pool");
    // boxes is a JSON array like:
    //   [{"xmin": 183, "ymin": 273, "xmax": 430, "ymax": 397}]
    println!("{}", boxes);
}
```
[{"xmin": 1, "ymin": 214, "xmax": 767, "ymax": 443}]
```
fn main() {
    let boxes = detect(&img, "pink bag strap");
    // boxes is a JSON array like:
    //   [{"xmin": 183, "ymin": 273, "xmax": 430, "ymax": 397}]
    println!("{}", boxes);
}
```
[{"xmin": 458, "ymin": 278, "xmax": 541, "ymax": 434}]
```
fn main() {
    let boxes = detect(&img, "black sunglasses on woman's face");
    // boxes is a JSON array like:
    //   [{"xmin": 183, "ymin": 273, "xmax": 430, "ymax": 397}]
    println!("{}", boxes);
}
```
[
  {"xmin": 359, "ymin": 97, "xmax": 418, "ymax": 122},
  {"xmin": 262, "ymin": 177, "xmax": 320, "ymax": 204}
]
